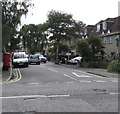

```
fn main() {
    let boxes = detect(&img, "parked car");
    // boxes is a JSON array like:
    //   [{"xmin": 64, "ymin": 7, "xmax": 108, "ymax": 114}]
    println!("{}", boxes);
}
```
[
  {"xmin": 12, "ymin": 52, "xmax": 29, "ymax": 68},
  {"xmin": 35, "ymin": 54, "xmax": 47, "ymax": 63},
  {"xmin": 29, "ymin": 55, "xmax": 40, "ymax": 65},
  {"xmin": 60, "ymin": 57, "xmax": 67, "ymax": 64},
  {"xmin": 68, "ymin": 56, "xmax": 82, "ymax": 64}
]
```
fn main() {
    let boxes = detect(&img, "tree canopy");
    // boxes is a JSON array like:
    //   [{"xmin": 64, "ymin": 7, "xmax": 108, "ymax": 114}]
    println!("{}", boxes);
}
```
[
  {"xmin": 77, "ymin": 39, "xmax": 92, "ymax": 61},
  {"xmin": 46, "ymin": 10, "xmax": 75, "ymax": 42},
  {"xmin": 77, "ymin": 35, "xmax": 105, "ymax": 61},
  {"xmin": 46, "ymin": 10, "xmax": 85, "ymax": 62},
  {"xmin": 20, "ymin": 23, "xmax": 48, "ymax": 54},
  {"xmin": 2, "ymin": 1, "xmax": 31, "ymax": 52}
]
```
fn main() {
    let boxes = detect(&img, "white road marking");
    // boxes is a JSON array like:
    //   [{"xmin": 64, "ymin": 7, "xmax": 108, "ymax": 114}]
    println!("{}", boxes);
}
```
[
  {"xmin": 110, "ymin": 93, "xmax": 120, "ymax": 95},
  {"xmin": 65, "ymin": 81, "xmax": 74, "ymax": 84},
  {"xmin": 79, "ymin": 80, "xmax": 91, "ymax": 83},
  {"xmin": 46, "ymin": 82, "xmax": 59, "ymax": 84},
  {"xmin": 72, "ymin": 72, "xmax": 91, "ymax": 77},
  {"xmin": 0, "ymin": 94, "xmax": 70, "ymax": 99},
  {"xmin": 95, "ymin": 80, "xmax": 107, "ymax": 82},
  {"xmin": 111, "ymin": 80, "xmax": 118, "ymax": 82},
  {"xmin": 40, "ymin": 65, "xmax": 45, "ymax": 68},
  {"xmin": 27, "ymin": 83, "xmax": 39, "ymax": 85},
  {"xmin": 64, "ymin": 74, "xmax": 78, "ymax": 81},
  {"xmin": 48, "ymin": 68, "xmax": 58, "ymax": 73},
  {"xmin": 73, "ymin": 70, "xmax": 106, "ymax": 79}
]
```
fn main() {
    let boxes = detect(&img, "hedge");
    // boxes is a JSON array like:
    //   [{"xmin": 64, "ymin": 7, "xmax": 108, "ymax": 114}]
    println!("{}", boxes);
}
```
[{"xmin": 107, "ymin": 60, "xmax": 120, "ymax": 73}]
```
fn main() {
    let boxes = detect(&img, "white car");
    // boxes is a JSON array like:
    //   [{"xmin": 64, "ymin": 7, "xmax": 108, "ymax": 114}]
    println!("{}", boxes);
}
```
[
  {"xmin": 35, "ymin": 54, "xmax": 47, "ymax": 63},
  {"xmin": 68, "ymin": 57, "xmax": 82, "ymax": 64},
  {"xmin": 12, "ymin": 52, "xmax": 29, "ymax": 67}
]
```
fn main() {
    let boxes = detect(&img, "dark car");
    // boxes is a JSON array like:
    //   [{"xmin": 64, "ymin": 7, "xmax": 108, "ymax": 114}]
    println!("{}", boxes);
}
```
[{"xmin": 29, "ymin": 55, "xmax": 40, "ymax": 65}]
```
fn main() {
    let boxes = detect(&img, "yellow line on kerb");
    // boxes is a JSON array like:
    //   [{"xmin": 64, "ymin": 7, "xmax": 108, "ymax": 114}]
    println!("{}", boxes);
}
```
[
  {"xmin": 12, "ymin": 68, "xmax": 19, "ymax": 82},
  {"xmin": 11, "ymin": 68, "xmax": 22, "ymax": 83},
  {"xmin": 3, "ymin": 68, "xmax": 22, "ymax": 84},
  {"xmin": 15, "ymin": 68, "xmax": 22, "ymax": 82},
  {"xmin": 6, "ymin": 68, "xmax": 19, "ymax": 83}
]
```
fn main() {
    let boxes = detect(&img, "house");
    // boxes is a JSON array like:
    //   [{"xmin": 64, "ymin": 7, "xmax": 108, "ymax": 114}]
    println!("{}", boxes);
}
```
[{"xmin": 83, "ymin": 16, "xmax": 120, "ymax": 59}]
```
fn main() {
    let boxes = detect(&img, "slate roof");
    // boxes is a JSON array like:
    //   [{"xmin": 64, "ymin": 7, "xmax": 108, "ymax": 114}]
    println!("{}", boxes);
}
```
[{"xmin": 84, "ymin": 16, "xmax": 120, "ymax": 36}]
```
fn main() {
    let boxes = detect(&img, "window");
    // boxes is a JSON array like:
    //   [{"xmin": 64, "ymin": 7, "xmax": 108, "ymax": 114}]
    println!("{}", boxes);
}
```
[
  {"xmin": 116, "ymin": 35, "xmax": 120, "ymax": 47},
  {"xmin": 109, "ymin": 37, "xmax": 112, "ymax": 44},
  {"xmin": 104, "ymin": 37, "xmax": 107, "ymax": 43},
  {"xmin": 104, "ymin": 37, "xmax": 112, "ymax": 44},
  {"xmin": 97, "ymin": 24, "xmax": 100, "ymax": 32},
  {"xmin": 84, "ymin": 29, "xmax": 87, "ymax": 35},
  {"xmin": 103, "ymin": 22, "xmax": 107, "ymax": 30}
]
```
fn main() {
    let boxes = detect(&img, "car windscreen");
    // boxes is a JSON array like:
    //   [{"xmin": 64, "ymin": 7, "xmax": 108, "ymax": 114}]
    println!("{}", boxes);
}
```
[
  {"xmin": 38, "ymin": 55, "xmax": 44, "ymax": 57},
  {"xmin": 30, "ymin": 55, "xmax": 39, "ymax": 59},
  {"xmin": 14, "ymin": 54, "xmax": 27, "ymax": 59}
]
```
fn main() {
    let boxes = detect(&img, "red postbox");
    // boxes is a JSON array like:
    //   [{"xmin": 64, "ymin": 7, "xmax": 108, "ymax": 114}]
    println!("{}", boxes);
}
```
[{"xmin": 2, "ymin": 52, "xmax": 10, "ymax": 71}]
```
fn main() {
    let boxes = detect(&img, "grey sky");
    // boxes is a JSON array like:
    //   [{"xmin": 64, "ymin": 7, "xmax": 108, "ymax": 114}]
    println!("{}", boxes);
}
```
[{"xmin": 21, "ymin": 0, "xmax": 120, "ymax": 26}]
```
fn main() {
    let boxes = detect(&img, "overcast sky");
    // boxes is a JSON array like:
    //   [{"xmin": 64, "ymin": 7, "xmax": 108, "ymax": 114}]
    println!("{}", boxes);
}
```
[{"xmin": 21, "ymin": 0, "xmax": 120, "ymax": 26}]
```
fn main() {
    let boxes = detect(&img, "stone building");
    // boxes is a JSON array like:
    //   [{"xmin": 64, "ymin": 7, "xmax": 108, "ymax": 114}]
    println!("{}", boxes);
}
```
[{"xmin": 83, "ymin": 16, "xmax": 120, "ymax": 59}]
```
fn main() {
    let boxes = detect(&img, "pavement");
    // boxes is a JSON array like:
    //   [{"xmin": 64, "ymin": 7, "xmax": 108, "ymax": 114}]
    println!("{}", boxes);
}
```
[
  {"xmin": 60, "ymin": 63, "xmax": 119, "ymax": 79},
  {"xmin": 2, "ymin": 69, "xmax": 11, "ymax": 82},
  {"xmin": 0, "ymin": 61, "xmax": 10, "ymax": 82}
]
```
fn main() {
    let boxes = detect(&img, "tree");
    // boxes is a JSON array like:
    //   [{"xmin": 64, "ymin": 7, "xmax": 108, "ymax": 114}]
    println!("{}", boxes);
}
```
[
  {"xmin": 87, "ymin": 35, "xmax": 105, "ymax": 61},
  {"xmin": 37, "ymin": 23, "xmax": 48, "ymax": 54},
  {"xmin": 2, "ymin": 1, "xmax": 31, "ymax": 52},
  {"xmin": 77, "ymin": 36, "xmax": 105, "ymax": 62},
  {"xmin": 77, "ymin": 39, "xmax": 92, "ymax": 61},
  {"xmin": 73, "ymin": 20, "xmax": 86, "ymax": 36},
  {"xmin": 58, "ymin": 42, "xmax": 69, "ymax": 54},
  {"xmin": 46, "ymin": 10, "xmax": 75, "ymax": 63},
  {"xmin": 20, "ymin": 23, "xmax": 48, "ymax": 54},
  {"xmin": 20, "ymin": 24, "xmax": 38, "ymax": 53}
]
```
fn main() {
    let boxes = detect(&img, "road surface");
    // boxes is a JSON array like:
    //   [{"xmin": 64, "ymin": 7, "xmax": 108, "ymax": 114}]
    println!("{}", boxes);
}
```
[{"xmin": 2, "ymin": 62, "xmax": 119, "ymax": 112}]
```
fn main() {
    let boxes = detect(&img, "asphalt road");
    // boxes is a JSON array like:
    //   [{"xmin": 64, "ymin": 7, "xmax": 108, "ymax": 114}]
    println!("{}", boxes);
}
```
[{"xmin": 1, "ymin": 62, "xmax": 119, "ymax": 112}]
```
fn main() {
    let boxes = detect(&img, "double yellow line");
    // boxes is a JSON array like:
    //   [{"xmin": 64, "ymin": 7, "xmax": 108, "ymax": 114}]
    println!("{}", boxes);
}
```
[
  {"xmin": 12, "ymin": 68, "xmax": 22, "ymax": 83},
  {"xmin": 2, "ymin": 68, "xmax": 22, "ymax": 85}
]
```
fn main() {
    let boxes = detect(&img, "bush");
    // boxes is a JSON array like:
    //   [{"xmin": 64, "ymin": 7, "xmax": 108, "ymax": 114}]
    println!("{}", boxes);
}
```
[{"xmin": 107, "ymin": 60, "xmax": 120, "ymax": 73}]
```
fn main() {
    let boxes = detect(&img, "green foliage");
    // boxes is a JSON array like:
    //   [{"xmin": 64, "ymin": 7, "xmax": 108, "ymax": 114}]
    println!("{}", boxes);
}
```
[
  {"xmin": 47, "ymin": 10, "xmax": 74, "ymax": 42},
  {"xmin": 77, "ymin": 40, "xmax": 92, "ymax": 61},
  {"xmin": 87, "ymin": 35, "xmax": 104, "ymax": 61},
  {"xmin": 107, "ymin": 60, "xmax": 120, "ymax": 73},
  {"xmin": 47, "ymin": 42, "xmax": 69, "ymax": 54},
  {"xmin": 2, "ymin": 1, "xmax": 30, "ymax": 52},
  {"xmin": 20, "ymin": 23, "xmax": 48, "ymax": 53},
  {"xmin": 58, "ymin": 42, "xmax": 69, "ymax": 54},
  {"xmin": 46, "ymin": 10, "xmax": 75, "ymax": 62},
  {"xmin": 87, "ymin": 35, "xmax": 104, "ymax": 56},
  {"xmin": 46, "ymin": 10, "xmax": 85, "ymax": 62},
  {"xmin": 48, "ymin": 47, "xmax": 54, "ymax": 53},
  {"xmin": 77, "ymin": 35, "xmax": 104, "ymax": 62}
]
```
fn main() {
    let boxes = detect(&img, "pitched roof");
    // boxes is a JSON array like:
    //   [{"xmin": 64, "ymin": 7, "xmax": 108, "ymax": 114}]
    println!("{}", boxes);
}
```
[
  {"xmin": 85, "ymin": 16, "xmax": 120, "ymax": 36},
  {"xmin": 110, "ymin": 16, "xmax": 120, "ymax": 32}
]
